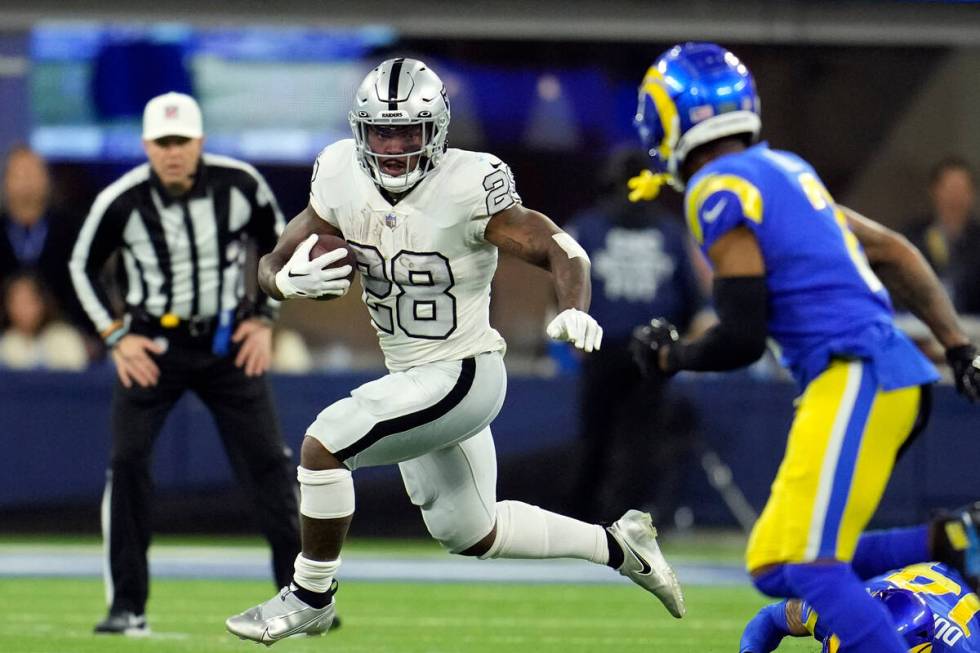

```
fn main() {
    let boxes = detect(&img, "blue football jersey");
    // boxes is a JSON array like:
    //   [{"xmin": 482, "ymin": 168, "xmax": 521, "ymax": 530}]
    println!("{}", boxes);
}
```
[
  {"xmin": 684, "ymin": 143, "xmax": 938, "ymax": 390},
  {"xmin": 802, "ymin": 562, "xmax": 980, "ymax": 652}
]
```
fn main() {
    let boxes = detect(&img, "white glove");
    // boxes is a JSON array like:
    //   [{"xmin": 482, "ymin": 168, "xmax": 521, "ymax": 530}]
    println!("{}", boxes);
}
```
[
  {"xmin": 546, "ymin": 308, "xmax": 603, "ymax": 352},
  {"xmin": 274, "ymin": 234, "xmax": 353, "ymax": 300}
]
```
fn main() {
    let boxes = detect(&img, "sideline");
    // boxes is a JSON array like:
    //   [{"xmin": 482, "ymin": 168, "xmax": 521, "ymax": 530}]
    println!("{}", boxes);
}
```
[{"xmin": 0, "ymin": 544, "xmax": 749, "ymax": 586}]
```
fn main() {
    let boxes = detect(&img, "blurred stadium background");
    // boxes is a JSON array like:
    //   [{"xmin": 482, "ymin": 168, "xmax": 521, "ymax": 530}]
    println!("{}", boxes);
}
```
[{"xmin": 1, "ymin": 1, "xmax": 980, "ymax": 651}]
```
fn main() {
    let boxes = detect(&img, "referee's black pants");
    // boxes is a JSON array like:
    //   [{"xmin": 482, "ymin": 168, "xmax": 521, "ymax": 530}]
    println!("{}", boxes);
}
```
[{"xmin": 103, "ymin": 343, "xmax": 299, "ymax": 615}]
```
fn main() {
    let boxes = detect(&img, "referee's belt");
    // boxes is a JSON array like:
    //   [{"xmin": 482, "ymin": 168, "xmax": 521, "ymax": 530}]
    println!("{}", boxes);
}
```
[{"xmin": 132, "ymin": 311, "xmax": 217, "ymax": 338}]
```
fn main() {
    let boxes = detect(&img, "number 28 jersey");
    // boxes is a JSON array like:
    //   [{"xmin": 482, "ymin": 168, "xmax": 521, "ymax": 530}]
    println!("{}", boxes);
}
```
[{"xmin": 309, "ymin": 139, "xmax": 515, "ymax": 372}]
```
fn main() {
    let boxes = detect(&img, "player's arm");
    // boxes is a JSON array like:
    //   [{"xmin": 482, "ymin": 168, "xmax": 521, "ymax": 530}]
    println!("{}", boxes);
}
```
[
  {"xmin": 485, "ymin": 204, "xmax": 602, "ymax": 351},
  {"xmin": 257, "ymin": 203, "xmax": 347, "ymax": 301},
  {"xmin": 635, "ymin": 226, "xmax": 769, "ymax": 376},
  {"xmin": 739, "ymin": 599, "xmax": 811, "ymax": 653},
  {"xmin": 841, "ymin": 205, "xmax": 968, "ymax": 350},
  {"xmin": 841, "ymin": 205, "xmax": 979, "ymax": 400},
  {"xmin": 485, "ymin": 204, "xmax": 589, "ymax": 310}
]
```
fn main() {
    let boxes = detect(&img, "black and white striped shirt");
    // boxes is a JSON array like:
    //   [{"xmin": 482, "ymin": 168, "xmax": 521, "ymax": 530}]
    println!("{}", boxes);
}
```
[{"xmin": 70, "ymin": 153, "xmax": 284, "ymax": 335}]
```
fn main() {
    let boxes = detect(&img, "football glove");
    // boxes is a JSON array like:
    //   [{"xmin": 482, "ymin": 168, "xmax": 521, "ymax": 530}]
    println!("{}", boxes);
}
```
[
  {"xmin": 946, "ymin": 344, "xmax": 980, "ymax": 402},
  {"xmin": 275, "ymin": 234, "xmax": 352, "ymax": 300},
  {"xmin": 630, "ymin": 318, "xmax": 680, "ymax": 378},
  {"xmin": 546, "ymin": 308, "xmax": 603, "ymax": 352}
]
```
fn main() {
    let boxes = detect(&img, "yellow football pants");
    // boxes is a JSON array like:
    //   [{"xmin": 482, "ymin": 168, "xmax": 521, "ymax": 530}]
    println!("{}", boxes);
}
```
[{"xmin": 746, "ymin": 359, "xmax": 922, "ymax": 572}]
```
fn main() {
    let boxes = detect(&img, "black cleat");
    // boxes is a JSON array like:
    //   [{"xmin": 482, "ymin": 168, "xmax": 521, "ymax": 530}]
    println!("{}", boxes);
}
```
[{"xmin": 93, "ymin": 609, "xmax": 149, "ymax": 636}]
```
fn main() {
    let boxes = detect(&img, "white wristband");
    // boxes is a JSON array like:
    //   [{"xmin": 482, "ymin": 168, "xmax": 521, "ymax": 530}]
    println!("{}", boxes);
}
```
[{"xmin": 552, "ymin": 232, "xmax": 590, "ymax": 262}]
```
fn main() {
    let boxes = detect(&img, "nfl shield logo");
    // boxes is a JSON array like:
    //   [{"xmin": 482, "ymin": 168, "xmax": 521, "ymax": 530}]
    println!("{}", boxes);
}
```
[{"xmin": 384, "ymin": 213, "xmax": 398, "ymax": 229}]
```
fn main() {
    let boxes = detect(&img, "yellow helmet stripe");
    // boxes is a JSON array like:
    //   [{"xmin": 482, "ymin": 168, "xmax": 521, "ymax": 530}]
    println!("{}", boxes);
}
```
[{"xmin": 641, "ymin": 66, "xmax": 679, "ymax": 163}]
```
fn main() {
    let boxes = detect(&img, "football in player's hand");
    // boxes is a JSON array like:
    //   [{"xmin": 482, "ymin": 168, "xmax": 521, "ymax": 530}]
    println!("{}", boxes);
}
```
[{"xmin": 309, "ymin": 234, "xmax": 356, "ymax": 301}]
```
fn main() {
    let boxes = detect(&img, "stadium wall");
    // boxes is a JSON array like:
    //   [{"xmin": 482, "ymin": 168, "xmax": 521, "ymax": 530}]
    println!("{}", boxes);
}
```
[{"xmin": 2, "ymin": 368, "xmax": 977, "ymax": 534}]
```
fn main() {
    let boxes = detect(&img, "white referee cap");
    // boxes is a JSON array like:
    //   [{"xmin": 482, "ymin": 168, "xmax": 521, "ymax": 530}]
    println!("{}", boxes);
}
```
[{"xmin": 142, "ymin": 92, "xmax": 203, "ymax": 140}]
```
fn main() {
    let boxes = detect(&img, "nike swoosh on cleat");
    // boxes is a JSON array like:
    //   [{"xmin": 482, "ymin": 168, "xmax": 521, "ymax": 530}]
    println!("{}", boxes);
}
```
[{"xmin": 619, "ymin": 538, "xmax": 653, "ymax": 575}]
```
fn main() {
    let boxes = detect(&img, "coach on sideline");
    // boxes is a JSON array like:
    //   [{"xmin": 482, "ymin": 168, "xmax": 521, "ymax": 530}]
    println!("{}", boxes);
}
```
[{"xmin": 69, "ymin": 92, "xmax": 300, "ymax": 635}]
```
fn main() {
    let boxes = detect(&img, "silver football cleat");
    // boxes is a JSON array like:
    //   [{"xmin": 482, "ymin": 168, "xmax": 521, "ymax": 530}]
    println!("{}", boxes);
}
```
[
  {"xmin": 607, "ymin": 509, "xmax": 686, "ymax": 618},
  {"xmin": 225, "ymin": 580, "xmax": 338, "ymax": 645}
]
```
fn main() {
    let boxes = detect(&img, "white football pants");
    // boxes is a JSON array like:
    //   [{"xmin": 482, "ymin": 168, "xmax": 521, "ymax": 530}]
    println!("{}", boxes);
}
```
[{"xmin": 306, "ymin": 351, "xmax": 506, "ymax": 551}]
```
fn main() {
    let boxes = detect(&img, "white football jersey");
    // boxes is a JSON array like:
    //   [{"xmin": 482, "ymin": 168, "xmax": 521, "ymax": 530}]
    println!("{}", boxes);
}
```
[{"xmin": 309, "ymin": 139, "xmax": 517, "ymax": 371}]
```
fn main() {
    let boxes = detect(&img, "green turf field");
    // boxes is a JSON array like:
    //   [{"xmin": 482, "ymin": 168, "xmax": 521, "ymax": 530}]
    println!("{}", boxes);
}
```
[
  {"xmin": 0, "ymin": 535, "xmax": 820, "ymax": 652},
  {"xmin": 0, "ymin": 579, "xmax": 820, "ymax": 653}
]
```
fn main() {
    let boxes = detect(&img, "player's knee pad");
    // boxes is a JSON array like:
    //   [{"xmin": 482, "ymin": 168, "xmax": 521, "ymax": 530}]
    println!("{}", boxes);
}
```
[
  {"xmin": 752, "ymin": 564, "xmax": 793, "ymax": 598},
  {"xmin": 297, "ymin": 466, "xmax": 354, "ymax": 520}
]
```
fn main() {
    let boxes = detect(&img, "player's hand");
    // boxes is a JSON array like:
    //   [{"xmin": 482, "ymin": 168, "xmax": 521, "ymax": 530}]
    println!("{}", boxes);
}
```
[
  {"xmin": 546, "ymin": 308, "xmax": 603, "ymax": 352},
  {"xmin": 630, "ymin": 318, "xmax": 680, "ymax": 378},
  {"xmin": 111, "ymin": 334, "xmax": 164, "ymax": 388},
  {"xmin": 274, "ymin": 234, "xmax": 352, "ymax": 300},
  {"xmin": 946, "ymin": 344, "xmax": 980, "ymax": 402},
  {"xmin": 232, "ymin": 318, "xmax": 273, "ymax": 377}
]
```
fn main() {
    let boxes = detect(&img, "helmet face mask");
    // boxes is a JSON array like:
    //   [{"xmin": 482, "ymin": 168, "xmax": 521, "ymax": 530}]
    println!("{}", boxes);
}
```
[
  {"xmin": 349, "ymin": 58, "xmax": 451, "ymax": 192},
  {"xmin": 360, "ymin": 123, "xmax": 426, "ymax": 183},
  {"xmin": 634, "ymin": 42, "xmax": 762, "ymax": 190}
]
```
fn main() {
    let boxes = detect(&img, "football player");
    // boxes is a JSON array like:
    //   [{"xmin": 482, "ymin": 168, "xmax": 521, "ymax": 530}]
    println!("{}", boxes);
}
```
[
  {"xmin": 740, "ymin": 505, "xmax": 980, "ymax": 652},
  {"xmin": 225, "ymin": 58, "xmax": 685, "ymax": 645},
  {"xmin": 629, "ymin": 42, "xmax": 980, "ymax": 652}
]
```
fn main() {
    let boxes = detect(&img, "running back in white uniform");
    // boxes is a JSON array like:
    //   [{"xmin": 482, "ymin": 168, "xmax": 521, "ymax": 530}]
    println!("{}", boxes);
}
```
[
  {"xmin": 306, "ymin": 141, "xmax": 523, "ymax": 549},
  {"xmin": 226, "ymin": 60, "xmax": 682, "ymax": 645},
  {"xmin": 309, "ymin": 139, "xmax": 515, "ymax": 371}
]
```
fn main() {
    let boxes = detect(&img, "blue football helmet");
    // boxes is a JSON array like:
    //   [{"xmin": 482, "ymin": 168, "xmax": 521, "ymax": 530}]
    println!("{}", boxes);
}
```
[
  {"xmin": 634, "ymin": 42, "xmax": 761, "ymax": 190},
  {"xmin": 821, "ymin": 588, "xmax": 935, "ymax": 653}
]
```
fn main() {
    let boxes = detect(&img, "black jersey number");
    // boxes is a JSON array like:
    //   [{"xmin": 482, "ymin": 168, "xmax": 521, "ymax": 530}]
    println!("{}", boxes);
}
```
[{"xmin": 347, "ymin": 243, "xmax": 457, "ymax": 339}]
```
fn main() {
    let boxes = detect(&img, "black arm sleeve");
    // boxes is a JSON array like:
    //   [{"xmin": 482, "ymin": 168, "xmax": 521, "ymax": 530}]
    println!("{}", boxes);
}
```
[{"xmin": 666, "ymin": 275, "xmax": 768, "ymax": 373}]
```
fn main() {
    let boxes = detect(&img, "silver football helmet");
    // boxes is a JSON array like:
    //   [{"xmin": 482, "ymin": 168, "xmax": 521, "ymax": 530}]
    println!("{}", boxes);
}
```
[{"xmin": 349, "ymin": 58, "xmax": 451, "ymax": 191}]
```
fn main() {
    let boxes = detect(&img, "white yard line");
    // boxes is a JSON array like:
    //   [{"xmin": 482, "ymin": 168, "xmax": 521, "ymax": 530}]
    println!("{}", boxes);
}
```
[{"xmin": 0, "ymin": 545, "xmax": 748, "ymax": 586}]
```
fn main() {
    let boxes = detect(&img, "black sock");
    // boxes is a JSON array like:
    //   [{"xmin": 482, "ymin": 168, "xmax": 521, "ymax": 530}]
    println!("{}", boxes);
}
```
[
  {"xmin": 605, "ymin": 529, "xmax": 625, "ymax": 569},
  {"xmin": 292, "ymin": 583, "xmax": 332, "ymax": 609}
]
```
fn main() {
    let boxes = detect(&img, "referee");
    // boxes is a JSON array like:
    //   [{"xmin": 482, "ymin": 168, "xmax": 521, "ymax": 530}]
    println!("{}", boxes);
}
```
[{"xmin": 70, "ymin": 92, "xmax": 300, "ymax": 636}]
